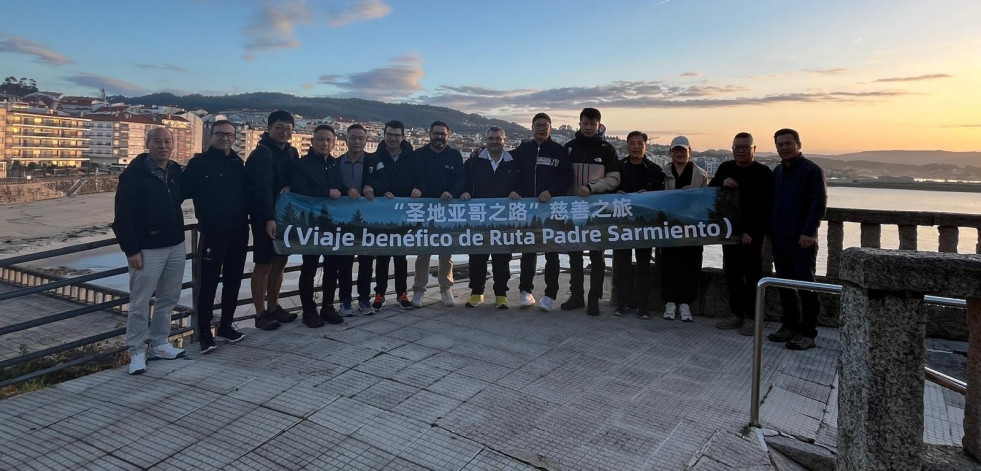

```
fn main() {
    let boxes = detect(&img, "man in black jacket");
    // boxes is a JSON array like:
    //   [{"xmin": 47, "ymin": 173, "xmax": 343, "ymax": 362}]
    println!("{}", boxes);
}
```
[
  {"xmin": 562, "ymin": 108, "xmax": 621, "ymax": 316},
  {"xmin": 768, "ymin": 128, "xmax": 827, "ymax": 350},
  {"xmin": 462, "ymin": 126, "xmax": 521, "ymax": 309},
  {"xmin": 410, "ymin": 121, "xmax": 465, "ymax": 308},
  {"xmin": 245, "ymin": 110, "xmax": 300, "ymax": 330},
  {"xmin": 367, "ymin": 120, "xmax": 421, "ymax": 310},
  {"xmin": 512, "ymin": 112, "xmax": 572, "ymax": 312},
  {"xmin": 710, "ymin": 132, "xmax": 774, "ymax": 335},
  {"xmin": 112, "ymin": 127, "xmax": 186, "ymax": 375},
  {"xmin": 291, "ymin": 124, "xmax": 345, "ymax": 328},
  {"xmin": 183, "ymin": 120, "xmax": 249, "ymax": 353},
  {"xmin": 612, "ymin": 131, "xmax": 664, "ymax": 318}
]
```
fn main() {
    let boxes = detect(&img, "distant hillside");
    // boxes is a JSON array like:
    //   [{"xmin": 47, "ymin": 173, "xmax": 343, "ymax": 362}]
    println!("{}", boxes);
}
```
[
  {"xmin": 811, "ymin": 150, "xmax": 981, "ymax": 167},
  {"xmin": 112, "ymin": 92, "xmax": 529, "ymax": 135}
]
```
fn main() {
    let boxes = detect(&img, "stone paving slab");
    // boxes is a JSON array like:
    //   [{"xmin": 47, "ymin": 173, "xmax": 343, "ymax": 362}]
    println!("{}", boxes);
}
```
[{"xmin": 0, "ymin": 275, "xmax": 968, "ymax": 470}]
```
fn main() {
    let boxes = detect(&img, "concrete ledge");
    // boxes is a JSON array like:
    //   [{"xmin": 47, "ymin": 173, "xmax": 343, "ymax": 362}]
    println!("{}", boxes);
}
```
[
  {"xmin": 839, "ymin": 248, "xmax": 981, "ymax": 298},
  {"xmin": 922, "ymin": 444, "xmax": 981, "ymax": 471}
]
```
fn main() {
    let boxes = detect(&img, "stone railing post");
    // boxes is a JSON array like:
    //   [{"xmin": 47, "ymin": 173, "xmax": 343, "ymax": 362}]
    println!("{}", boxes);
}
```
[
  {"xmin": 860, "ymin": 222, "xmax": 881, "ymax": 248},
  {"xmin": 938, "ymin": 226, "xmax": 959, "ymax": 253},
  {"xmin": 826, "ymin": 220, "xmax": 844, "ymax": 279},
  {"xmin": 966, "ymin": 298, "xmax": 981, "ymax": 460},
  {"xmin": 898, "ymin": 224, "xmax": 917, "ymax": 251},
  {"xmin": 838, "ymin": 248, "xmax": 981, "ymax": 468}
]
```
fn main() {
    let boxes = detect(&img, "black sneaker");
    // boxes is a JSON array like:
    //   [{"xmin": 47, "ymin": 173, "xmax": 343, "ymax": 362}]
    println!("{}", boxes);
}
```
[
  {"xmin": 272, "ymin": 305, "xmax": 297, "ymax": 323},
  {"xmin": 586, "ymin": 297, "xmax": 600, "ymax": 316},
  {"xmin": 302, "ymin": 310, "xmax": 325, "ymax": 328},
  {"xmin": 767, "ymin": 326, "xmax": 795, "ymax": 342},
  {"xmin": 786, "ymin": 334, "xmax": 816, "ymax": 351},
  {"xmin": 320, "ymin": 306, "xmax": 344, "ymax": 325},
  {"xmin": 560, "ymin": 296, "xmax": 585, "ymax": 311},
  {"xmin": 613, "ymin": 306, "xmax": 627, "ymax": 317},
  {"xmin": 371, "ymin": 293, "xmax": 385, "ymax": 310},
  {"xmin": 200, "ymin": 336, "xmax": 217, "ymax": 354},
  {"xmin": 397, "ymin": 293, "xmax": 412, "ymax": 310},
  {"xmin": 638, "ymin": 309, "xmax": 651, "ymax": 320},
  {"xmin": 255, "ymin": 311, "xmax": 281, "ymax": 331},
  {"xmin": 215, "ymin": 327, "xmax": 245, "ymax": 344}
]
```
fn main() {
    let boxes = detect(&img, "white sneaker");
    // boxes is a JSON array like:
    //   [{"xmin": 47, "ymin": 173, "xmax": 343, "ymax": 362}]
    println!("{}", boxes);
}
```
[
  {"xmin": 539, "ymin": 296, "xmax": 554, "ymax": 312},
  {"xmin": 410, "ymin": 291, "xmax": 424, "ymax": 308},
  {"xmin": 150, "ymin": 343, "xmax": 185, "ymax": 360},
  {"xmin": 129, "ymin": 351, "xmax": 147, "ymax": 375},
  {"xmin": 441, "ymin": 290, "xmax": 455, "ymax": 307},
  {"xmin": 519, "ymin": 291, "xmax": 536, "ymax": 308},
  {"xmin": 679, "ymin": 303, "xmax": 693, "ymax": 322},
  {"xmin": 662, "ymin": 302, "xmax": 677, "ymax": 320}
]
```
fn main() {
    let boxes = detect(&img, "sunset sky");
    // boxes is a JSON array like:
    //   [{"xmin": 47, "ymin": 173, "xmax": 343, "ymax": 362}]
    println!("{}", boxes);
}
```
[{"xmin": 2, "ymin": 0, "xmax": 979, "ymax": 154}]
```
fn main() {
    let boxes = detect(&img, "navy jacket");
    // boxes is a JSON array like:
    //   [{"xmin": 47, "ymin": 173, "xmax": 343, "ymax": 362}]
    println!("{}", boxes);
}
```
[
  {"xmin": 291, "ymin": 148, "xmax": 340, "ymax": 197},
  {"xmin": 616, "ymin": 157, "xmax": 665, "ymax": 193},
  {"xmin": 182, "ymin": 146, "xmax": 249, "ymax": 232},
  {"xmin": 416, "ymin": 144, "xmax": 465, "ymax": 198},
  {"xmin": 710, "ymin": 160, "xmax": 774, "ymax": 240},
  {"xmin": 112, "ymin": 153, "xmax": 185, "ymax": 256},
  {"xmin": 368, "ymin": 140, "xmax": 422, "ymax": 197},
  {"xmin": 512, "ymin": 137, "xmax": 572, "ymax": 198},
  {"xmin": 771, "ymin": 155, "xmax": 827, "ymax": 243},
  {"xmin": 463, "ymin": 150, "xmax": 521, "ymax": 198},
  {"xmin": 245, "ymin": 133, "xmax": 299, "ymax": 225}
]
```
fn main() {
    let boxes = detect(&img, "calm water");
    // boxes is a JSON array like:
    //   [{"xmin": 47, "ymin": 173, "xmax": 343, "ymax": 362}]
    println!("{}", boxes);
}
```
[{"xmin": 34, "ymin": 187, "xmax": 981, "ymax": 291}]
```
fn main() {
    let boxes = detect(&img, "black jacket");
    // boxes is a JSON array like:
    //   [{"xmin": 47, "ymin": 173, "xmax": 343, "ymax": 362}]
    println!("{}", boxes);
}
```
[
  {"xmin": 245, "ymin": 133, "xmax": 300, "ymax": 224},
  {"xmin": 416, "ymin": 144, "xmax": 465, "ymax": 198},
  {"xmin": 112, "ymin": 153, "xmax": 185, "ymax": 256},
  {"xmin": 710, "ymin": 160, "xmax": 774, "ymax": 240},
  {"xmin": 291, "ymin": 148, "xmax": 340, "ymax": 197},
  {"xmin": 182, "ymin": 146, "xmax": 249, "ymax": 232},
  {"xmin": 617, "ymin": 157, "xmax": 665, "ymax": 193},
  {"xmin": 512, "ymin": 137, "xmax": 572, "ymax": 198},
  {"xmin": 463, "ymin": 150, "xmax": 521, "ymax": 198},
  {"xmin": 771, "ymin": 155, "xmax": 827, "ymax": 243},
  {"xmin": 565, "ymin": 131, "xmax": 620, "ymax": 194},
  {"xmin": 367, "ymin": 140, "xmax": 422, "ymax": 197}
]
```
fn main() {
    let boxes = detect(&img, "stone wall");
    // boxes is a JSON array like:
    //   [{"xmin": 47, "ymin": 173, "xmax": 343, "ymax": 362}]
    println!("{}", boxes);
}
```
[{"xmin": 0, "ymin": 176, "xmax": 118, "ymax": 204}]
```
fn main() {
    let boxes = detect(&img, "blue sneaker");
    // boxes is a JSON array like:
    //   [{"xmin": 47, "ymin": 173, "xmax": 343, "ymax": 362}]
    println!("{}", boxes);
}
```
[{"xmin": 339, "ymin": 301, "xmax": 354, "ymax": 317}]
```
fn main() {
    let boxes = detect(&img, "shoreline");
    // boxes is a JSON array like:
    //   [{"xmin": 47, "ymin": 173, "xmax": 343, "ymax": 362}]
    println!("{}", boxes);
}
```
[{"xmin": 827, "ymin": 180, "xmax": 981, "ymax": 193}]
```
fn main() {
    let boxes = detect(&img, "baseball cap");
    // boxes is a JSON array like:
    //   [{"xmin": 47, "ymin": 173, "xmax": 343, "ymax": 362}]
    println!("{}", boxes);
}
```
[{"xmin": 670, "ymin": 136, "xmax": 691, "ymax": 150}]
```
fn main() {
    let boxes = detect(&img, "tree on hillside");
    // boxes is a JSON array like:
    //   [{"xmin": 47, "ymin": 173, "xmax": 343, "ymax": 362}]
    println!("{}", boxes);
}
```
[{"xmin": 1, "ymin": 76, "xmax": 39, "ymax": 97}]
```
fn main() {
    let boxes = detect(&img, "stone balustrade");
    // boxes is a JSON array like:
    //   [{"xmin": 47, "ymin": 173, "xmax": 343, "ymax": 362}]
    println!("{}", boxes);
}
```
[{"xmin": 838, "ymin": 248, "xmax": 980, "ymax": 469}]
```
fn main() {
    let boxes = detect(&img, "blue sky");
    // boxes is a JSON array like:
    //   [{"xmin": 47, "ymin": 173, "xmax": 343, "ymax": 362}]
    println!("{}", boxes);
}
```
[{"xmin": 2, "ymin": 0, "xmax": 979, "ymax": 153}]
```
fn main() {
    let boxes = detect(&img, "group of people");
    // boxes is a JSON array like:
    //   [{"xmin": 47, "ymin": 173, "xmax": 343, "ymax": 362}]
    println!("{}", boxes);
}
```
[{"xmin": 111, "ymin": 107, "xmax": 827, "ymax": 376}]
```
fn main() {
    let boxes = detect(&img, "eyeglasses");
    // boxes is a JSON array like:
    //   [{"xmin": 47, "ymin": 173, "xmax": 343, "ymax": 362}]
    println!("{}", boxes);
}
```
[
  {"xmin": 213, "ymin": 132, "xmax": 235, "ymax": 139},
  {"xmin": 532, "ymin": 123, "xmax": 550, "ymax": 129},
  {"xmin": 384, "ymin": 133, "xmax": 403, "ymax": 139}
]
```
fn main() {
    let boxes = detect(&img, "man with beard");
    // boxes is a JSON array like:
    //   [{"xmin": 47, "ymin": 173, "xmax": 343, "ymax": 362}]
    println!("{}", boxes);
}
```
[
  {"xmin": 512, "ymin": 113, "xmax": 572, "ymax": 312},
  {"xmin": 182, "ymin": 120, "xmax": 249, "ymax": 353},
  {"xmin": 768, "ymin": 128, "xmax": 827, "ymax": 350},
  {"xmin": 245, "ymin": 110, "xmax": 300, "ymax": 330},
  {"xmin": 711, "ymin": 132, "xmax": 774, "ymax": 336},
  {"xmin": 291, "ymin": 124, "xmax": 345, "ymax": 327},
  {"xmin": 367, "ymin": 120, "xmax": 422, "ymax": 310},
  {"xmin": 410, "ymin": 121, "xmax": 464, "ymax": 308},
  {"xmin": 562, "ymin": 107, "xmax": 620, "ymax": 316}
]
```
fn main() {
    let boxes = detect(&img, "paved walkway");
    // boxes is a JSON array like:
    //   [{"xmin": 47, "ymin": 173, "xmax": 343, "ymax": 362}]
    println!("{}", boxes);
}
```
[{"xmin": 0, "ymin": 276, "xmax": 966, "ymax": 470}]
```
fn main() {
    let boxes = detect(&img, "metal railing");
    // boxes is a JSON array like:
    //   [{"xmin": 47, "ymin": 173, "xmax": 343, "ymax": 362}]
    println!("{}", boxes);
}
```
[{"xmin": 748, "ymin": 276, "xmax": 969, "ymax": 428}]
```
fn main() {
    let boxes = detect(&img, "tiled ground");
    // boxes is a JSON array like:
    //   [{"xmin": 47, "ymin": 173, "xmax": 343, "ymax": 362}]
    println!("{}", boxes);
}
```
[{"xmin": 0, "ymin": 275, "xmax": 966, "ymax": 470}]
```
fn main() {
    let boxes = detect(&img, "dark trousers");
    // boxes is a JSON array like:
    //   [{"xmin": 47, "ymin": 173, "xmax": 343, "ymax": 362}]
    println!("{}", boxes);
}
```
[
  {"xmin": 722, "ymin": 240, "xmax": 765, "ymax": 319},
  {"xmin": 374, "ymin": 255, "xmax": 408, "ymax": 295},
  {"xmin": 612, "ymin": 247, "xmax": 652, "ymax": 309},
  {"xmin": 659, "ymin": 246, "xmax": 703, "ymax": 304},
  {"xmin": 356, "ymin": 255, "xmax": 374, "ymax": 302},
  {"xmin": 196, "ymin": 226, "xmax": 249, "ymax": 336},
  {"xmin": 772, "ymin": 240, "xmax": 819, "ymax": 339},
  {"xmin": 299, "ymin": 254, "xmax": 339, "ymax": 312},
  {"xmin": 568, "ymin": 250, "xmax": 606, "ymax": 299},
  {"xmin": 469, "ymin": 253, "xmax": 511, "ymax": 295},
  {"xmin": 519, "ymin": 252, "xmax": 560, "ymax": 299},
  {"xmin": 328, "ymin": 255, "xmax": 354, "ymax": 303}
]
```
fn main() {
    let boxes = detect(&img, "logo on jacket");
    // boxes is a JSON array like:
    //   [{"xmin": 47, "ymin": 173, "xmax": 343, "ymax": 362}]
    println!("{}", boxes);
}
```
[{"xmin": 593, "ymin": 157, "xmax": 603, "ymax": 163}]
